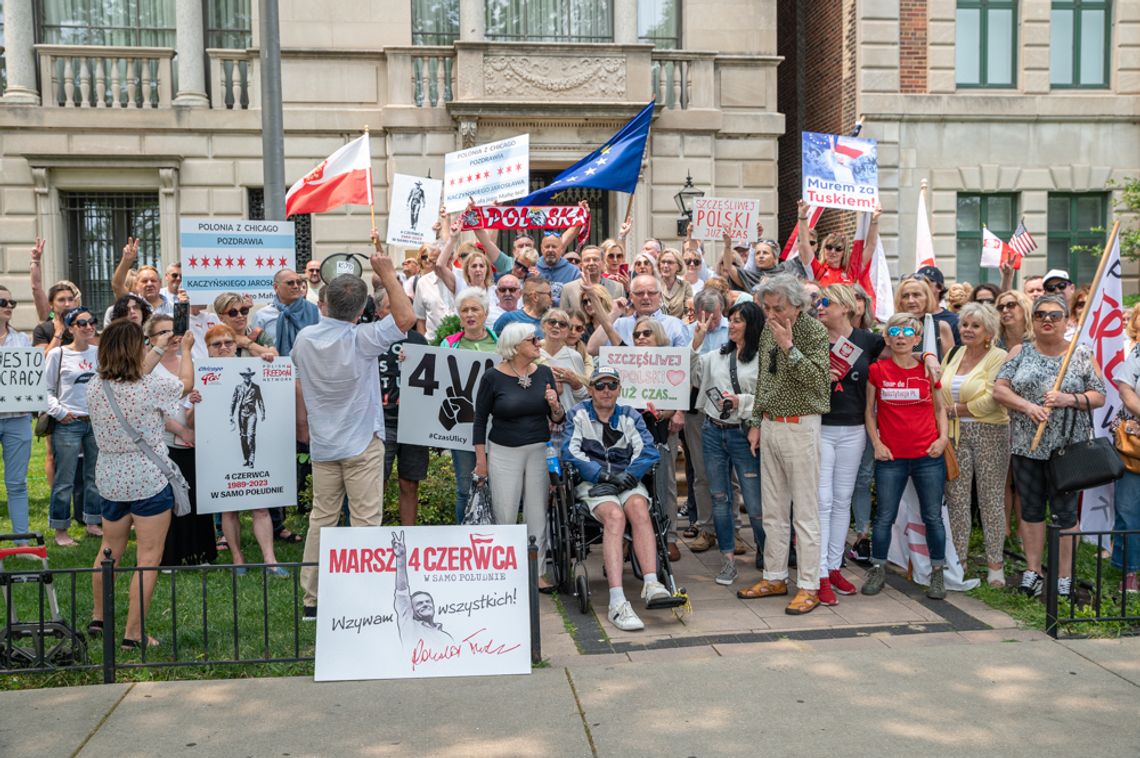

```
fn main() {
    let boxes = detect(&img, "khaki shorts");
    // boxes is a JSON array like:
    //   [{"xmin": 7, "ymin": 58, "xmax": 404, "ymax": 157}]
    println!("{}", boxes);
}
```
[{"xmin": 575, "ymin": 481, "xmax": 650, "ymax": 518}]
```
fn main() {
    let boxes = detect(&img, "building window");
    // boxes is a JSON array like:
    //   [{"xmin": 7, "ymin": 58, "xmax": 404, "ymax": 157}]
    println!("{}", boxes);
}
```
[
  {"xmin": 248, "ymin": 188, "xmax": 313, "ymax": 271},
  {"xmin": 412, "ymin": 0, "xmax": 459, "ymax": 44},
  {"xmin": 61, "ymin": 191, "xmax": 161, "ymax": 317},
  {"xmin": 956, "ymin": 193, "xmax": 1017, "ymax": 285},
  {"xmin": 955, "ymin": 0, "xmax": 1017, "ymax": 88},
  {"xmin": 207, "ymin": 0, "xmax": 252, "ymax": 49},
  {"xmin": 1047, "ymin": 193, "xmax": 1106, "ymax": 285},
  {"xmin": 485, "ymin": 0, "xmax": 613, "ymax": 43},
  {"xmin": 639, "ymin": 0, "xmax": 680, "ymax": 49},
  {"xmin": 1050, "ymin": 0, "xmax": 1110, "ymax": 88},
  {"xmin": 38, "ymin": 0, "xmax": 176, "ymax": 47}
]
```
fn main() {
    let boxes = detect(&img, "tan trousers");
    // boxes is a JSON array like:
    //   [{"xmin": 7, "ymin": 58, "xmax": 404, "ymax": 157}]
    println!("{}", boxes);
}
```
[
  {"xmin": 760, "ymin": 415, "xmax": 822, "ymax": 590},
  {"xmin": 300, "ymin": 436, "xmax": 384, "ymax": 607}
]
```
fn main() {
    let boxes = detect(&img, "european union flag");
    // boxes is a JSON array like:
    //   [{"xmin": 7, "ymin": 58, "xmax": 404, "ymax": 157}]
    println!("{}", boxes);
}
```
[{"xmin": 514, "ymin": 102, "xmax": 655, "ymax": 206}]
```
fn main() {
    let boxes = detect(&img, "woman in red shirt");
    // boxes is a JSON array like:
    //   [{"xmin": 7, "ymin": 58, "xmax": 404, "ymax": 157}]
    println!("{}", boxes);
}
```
[
  {"xmin": 794, "ymin": 200, "xmax": 881, "ymax": 288},
  {"xmin": 862, "ymin": 313, "xmax": 950, "ymax": 600}
]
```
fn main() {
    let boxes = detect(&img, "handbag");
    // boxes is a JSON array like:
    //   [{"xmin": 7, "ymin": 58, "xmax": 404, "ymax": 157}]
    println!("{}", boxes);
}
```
[
  {"xmin": 1114, "ymin": 416, "xmax": 1140, "ymax": 475},
  {"xmin": 34, "ymin": 347, "xmax": 63, "ymax": 438},
  {"xmin": 100, "ymin": 381, "xmax": 192, "ymax": 517},
  {"xmin": 462, "ymin": 476, "xmax": 495, "ymax": 526},
  {"xmin": 944, "ymin": 438, "xmax": 960, "ymax": 481},
  {"xmin": 1048, "ymin": 396, "xmax": 1125, "ymax": 494}
]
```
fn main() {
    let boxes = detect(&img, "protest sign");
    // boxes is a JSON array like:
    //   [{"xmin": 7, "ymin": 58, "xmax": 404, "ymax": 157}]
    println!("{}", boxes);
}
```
[
  {"xmin": 598, "ymin": 346, "xmax": 690, "ymax": 411},
  {"xmin": 387, "ymin": 174, "xmax": 443, "ymax": 249},
  {"xmin": 315, "ymin": 525, "xmax": 531, "ymax": 682},
  {"xmin": 0, "ymin": 348, "xmax": 47, "ymax": 413},
  {"xmin": 459, "ymin": 204, "xmax": 589, "ymax": 233},
  {"xmin": 829, "ymin": 335, "xmax": 864, "ymax": 383},
  {"xmin": 690, "ymin": 198, "xmax": 760, "ymax": 246},
  {"xmin": 181, "ymin": 219, "xmax": 296, "ymax": 306},
  {"xmin": 801, "ymin": 132, "xmax": 879, "ymax": 212},
  {"xmin": 397, "ymin": 344, "xmax": 497, "ymax": 451},
  {"xmin": 194, "ymin": 357, "xmax": 297, "ymax": 514},
  {"xmin": 443, "ymin": 134, "xmax": 530, "ymax": 212}
]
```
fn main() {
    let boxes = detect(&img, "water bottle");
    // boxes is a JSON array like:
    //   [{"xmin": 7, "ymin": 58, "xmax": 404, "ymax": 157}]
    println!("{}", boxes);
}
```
[{"xmin": 545, "ymin": 441, "xmax": 562, "ymax": 479}]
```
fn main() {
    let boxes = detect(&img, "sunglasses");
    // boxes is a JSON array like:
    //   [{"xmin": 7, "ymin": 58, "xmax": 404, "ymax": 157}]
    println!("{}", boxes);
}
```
[
  {"xmin": 1034, "ymin": 310, "xmax": 1065, "ymax": 322},
  {"xmin": 529, "ymin": 337, "xmax": 542, "ymax": 345},
  {"xmin": 224, "ymin": 306, "xmax": 252, "ymax": 318},
  {"xmin": 976, "ymin": 298, "xmax": 996, "ymax": 305},
  {"xmin": 684, "ymin": 258, "xmax": 701, "ymax": 266},
  {"xmin": 995, "ymin": 302, "xmax": 1019, "ymax": 312},
  {"xmin": 569, "ymin": 324, "xmax": 585, "ymax": 333},
  {"xmin": 606, "ymin": 253, "xmax": 623, "ymax": 259},
  {"xmin": 886, "ymin": 326, "xmax": 917, "ymax": 337},
  {"xmin": 149, "ymin": 328, "xmax": 173, "ymax": 338},
  {"xmin": 816, "ymin": 296, "xmax": 831, "ymax": 308},
  {"xmin": 1075, "ymin": 301, "xmax": 1087, "ymax": 310},
  {"xmin": 0, "ymin": 298, "xmax": 17, "ymax": 308},
  {"xmin": 808, "ymin": 240, "xmax": 819, "ymax": 246},
  {"xmin": 209, "ymin": 339, "xmax": 237, "ymax": 349},
  {"xmin": 632, "ymin": 291, "xmax": 659, "ymax": 298},
  {"xmin": 497, "ymin": 286, "xmax": 519, "ymax": 294},
  {"xmin": 592, "ymin": 380, "xmax": 620, "ymax": 392},
  {"xmin": 633, "ymin": 329, "xmax": 654, "ymax": 339},
  {"xmin": 1043, "ymin": 281, "xmax": 1071, "ymax": 292},
  {"xmin": 73, "ymin": 319, "xmax": 98, "ymax": 328},
  {"xmin": 545, "ymin": 319, "xmax": 568, "ymax": 329},
  {"xmin": 564, "ymin": 257, "xmax": 581, "ymax": 264},
  {"xmin": 280, "ymin": 279, "xmax": 304, "ymax": 287},
  {"xmin": 824, "ymin": 245, "xmax": 842, "ymax": 252},
  {"xmin": 168, "ymin": 273, "xmax": 182, "ymax": 280}
]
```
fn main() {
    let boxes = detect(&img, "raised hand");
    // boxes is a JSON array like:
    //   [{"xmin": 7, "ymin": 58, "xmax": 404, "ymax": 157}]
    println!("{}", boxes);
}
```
[
  {"xmin": 122, "ymin": 237, "xmax": 139, "ymax": 263},
  {"xmin": 31, "ymin": 238, "xmax": 45, "ymax": 263},
  {"xmin": 619, "ymin": 218, "xmax": 632, "ymax": 240},
  {"xmin": 391, "ymin": 530, "xmax": 406, "ymax": 559},
  {"xmin": 544, "ymin": 382, "xmax": 560, "ymax": 411}
]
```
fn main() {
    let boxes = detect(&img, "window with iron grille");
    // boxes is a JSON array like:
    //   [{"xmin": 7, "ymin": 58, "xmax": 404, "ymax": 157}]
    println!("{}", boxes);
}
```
[
  {"xmin": 248, "ymin": 187, "xmax": 312, "ymax": 270},
  {"xmin": 485, "ymin": 0, "xmax": 613, "ymax": 42},
  {"xmin": 37, "ymin": 0, "xmax": 176, "ymax": 47},
  {"xmin": 60, "ymin": 191, "xmax": 161, "ymax": 317},
  {"xmin": 412, "ymin": 0, "xmax": 460, "ymax": 45},
  {"xmin": 207, "ymin": 0, "xmax": 252, "ymax": 49},
  {"xmin": 495, "ymin": 172, "xmax": 611, "ymax": 253}
]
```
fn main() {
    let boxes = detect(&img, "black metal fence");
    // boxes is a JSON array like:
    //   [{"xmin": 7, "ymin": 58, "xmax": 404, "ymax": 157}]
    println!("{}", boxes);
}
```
[{"xmin": 1044, "ymin": 524, "xmax": 1140, "ymax": 638}]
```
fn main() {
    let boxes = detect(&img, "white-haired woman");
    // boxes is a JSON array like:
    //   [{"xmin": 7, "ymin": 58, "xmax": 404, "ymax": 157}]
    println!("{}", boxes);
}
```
[
  {"xmin": 473, "ymin": 323, "xmax": 564, "ymax": 590},
  {"xmin": 939, "ymin": 303, "xmax": 1009, "ymax": 586},
  {"xmin": 539, "ymin": 307, "xmax": 588, "ymax": 422}
]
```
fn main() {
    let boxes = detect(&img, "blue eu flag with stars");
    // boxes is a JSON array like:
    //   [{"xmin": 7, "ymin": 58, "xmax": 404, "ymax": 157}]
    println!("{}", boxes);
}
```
[{"xmin": 514, "ymin": 102, "xmax": 655, "ymax": 206}]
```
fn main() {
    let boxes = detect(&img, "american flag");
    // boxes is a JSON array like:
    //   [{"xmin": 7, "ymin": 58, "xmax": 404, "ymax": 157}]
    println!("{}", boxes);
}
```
[{"xmin": 1008, "ymin": 218, "xmax": 1038, "ymax": 257}]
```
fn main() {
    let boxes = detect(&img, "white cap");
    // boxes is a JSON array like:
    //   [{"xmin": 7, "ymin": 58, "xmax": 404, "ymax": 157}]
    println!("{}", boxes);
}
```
[{"xmin": 1043, "ymin": 269, "xmax": 1071, "ymax": 284}]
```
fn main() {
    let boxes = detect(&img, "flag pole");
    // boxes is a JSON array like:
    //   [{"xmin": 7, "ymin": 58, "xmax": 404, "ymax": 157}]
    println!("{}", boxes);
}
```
[
  {"xmin": 364, "ymin": 125, "xmax": 378, "ymax": 233},
  {"xmin": 1028, "ymin": 219, "xmax": 1121, "ymax": 452},
  {"xmin": 622, "ymin": 103, "xmax": 654, "ymax": 244}
]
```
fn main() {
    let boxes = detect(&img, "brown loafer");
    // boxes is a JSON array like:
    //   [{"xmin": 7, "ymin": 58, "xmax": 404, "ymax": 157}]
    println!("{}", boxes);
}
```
[
  {"xmin": 785, "ymin": 588, "xmax": 820, "ymax": 615},
  {"xmin": 736, "ymin": 579, "xmax": 788, "ymax": 599},
  {"xmin": 667, "ymin": 542, "xmax": 681, "ymax": 562},
  {"xmin": 689, "ymin": 531, "xmax": 716, "ymax": 552}
]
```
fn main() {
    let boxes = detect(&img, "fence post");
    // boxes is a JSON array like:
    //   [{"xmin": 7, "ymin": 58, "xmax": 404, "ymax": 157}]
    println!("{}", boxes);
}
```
[
  {"xmin": 528, "ymin": 535, "xmax": 541, "ymax": 665},
  {"xmin": 101, "ymin": 548, "xmax": 116, "ymax": 684},
  {"xmin": 1044, "ymin": 524, "xmax": 1060, "ymax": 639}
]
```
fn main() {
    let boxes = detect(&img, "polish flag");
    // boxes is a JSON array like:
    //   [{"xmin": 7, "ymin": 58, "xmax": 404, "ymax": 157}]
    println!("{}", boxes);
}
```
[
  {"xmin": 915, "ymin": 186, "xmax": 936, "ymax": 270},
  {"xmin": 851, "ymin": 211, "xmax": 894, "ymax": 323},
  {"xmin": 285, "ymin": 133, "xmax": 373, "ymax": 217},
  {"xmin": 981, "ymin": 226, "xmax": 1012, "ymax": 270}
]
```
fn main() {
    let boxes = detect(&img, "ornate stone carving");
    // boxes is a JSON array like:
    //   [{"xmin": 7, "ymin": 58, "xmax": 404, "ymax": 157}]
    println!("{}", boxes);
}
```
[
  {"xmin": 458, "ymin": 118, "xmax": 478, "ymax": 149},
  {"xmin": 483, "ymin": 56, "xmax": 625, "ymax": 99}
]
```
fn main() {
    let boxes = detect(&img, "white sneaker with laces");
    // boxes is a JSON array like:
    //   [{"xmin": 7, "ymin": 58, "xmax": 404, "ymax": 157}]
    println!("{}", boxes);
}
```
[
  {"xmin": 641, "ymin": 580, "xmax": 670, "ymax": 606},
  {"xmin": 608, "ymin": 601, "xmax": 644, "ymax": 631}
]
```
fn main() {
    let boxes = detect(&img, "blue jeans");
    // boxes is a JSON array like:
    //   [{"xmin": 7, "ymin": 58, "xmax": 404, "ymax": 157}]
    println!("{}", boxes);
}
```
[
  {"xmin": 49, "ymin": 420, "xmax": 103, "ymax": 529},
  {"xmin": 851, "ymin": 433, "xmax": 875, "ymax": 534},
  {"xmin": 0, "ymin": 416, "xmax": 33, "ymax": 535},
  {"xmin": 701, "ymin": 419, "xmax": 764, "ymax": 553},
  {"xmin": 1112, "ymin": 471, "xmax": 1140, "ymax": 573},
  {"xmin": 452, "ymin": 449, "xmax": 476, "ymax": 523},
  {"xmin": 872, "ymin": 455, "xmax": 947, "ymax": 566}
]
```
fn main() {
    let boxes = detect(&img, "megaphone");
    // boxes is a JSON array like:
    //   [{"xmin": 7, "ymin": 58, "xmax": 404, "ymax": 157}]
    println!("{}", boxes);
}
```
[{"xmin": 319, "ymin": 253, "xmax": 367, "ymax": 283}]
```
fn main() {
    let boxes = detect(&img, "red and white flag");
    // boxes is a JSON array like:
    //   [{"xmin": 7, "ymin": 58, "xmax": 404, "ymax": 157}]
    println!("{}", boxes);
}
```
[
  {"xmin": 850, "ymin": 211, "xmax": 893, "ymax": 322},
  {"xmin": 285, "ymin": 133, "xmax": 373, "ymax": 217},
  {"xmin": 980, "ymin": 226, "xmax": 1011, "ymax": 269},
  {"xmin": 915, "ymin": 186, "xmax": 935, "ymax": 270}
]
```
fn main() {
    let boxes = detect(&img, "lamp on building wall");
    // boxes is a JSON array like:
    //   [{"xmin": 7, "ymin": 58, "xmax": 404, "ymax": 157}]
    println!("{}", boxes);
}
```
[{"xmin": 674, "ymin": 172, "xmax": 704, "ymax": 237}]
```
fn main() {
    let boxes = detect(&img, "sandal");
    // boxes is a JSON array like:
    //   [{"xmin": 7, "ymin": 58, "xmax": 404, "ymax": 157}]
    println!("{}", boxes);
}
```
[
  {"xmin": 87, "ymin": 620, "xmax": 103, "ymax": 637},
  {"xmin": 215, "ymin": 537, "xmax": 229, "ymax": 552},
  {"xmin": 681, "ymin": 526, "xmax": 700, "ymax": 539},
  {"xmin": 120, "ymin": 636, "xmax": 160, "ymax": 651},
  {"xmin": 785, "ymin": 589, "xmax": 820, "ymax": 615},
  {"xmin": 274, "ymin": 530, "xmax": 303, "ymax": 544}
]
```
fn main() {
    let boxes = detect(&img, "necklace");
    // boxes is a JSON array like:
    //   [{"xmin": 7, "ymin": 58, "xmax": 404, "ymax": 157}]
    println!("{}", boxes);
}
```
[{"xmin": 510, "ymin": 362, "xmax": 532, "ymax": 388}]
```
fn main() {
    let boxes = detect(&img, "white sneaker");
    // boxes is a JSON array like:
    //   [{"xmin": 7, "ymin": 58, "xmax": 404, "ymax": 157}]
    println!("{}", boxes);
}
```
[
  {"xmin": 608, "ymin": 601, "xmax": 644, "ymax": 631},
  {"xmin": 641, "ymin": 580, "xmax": 670, "ymax": 606}
]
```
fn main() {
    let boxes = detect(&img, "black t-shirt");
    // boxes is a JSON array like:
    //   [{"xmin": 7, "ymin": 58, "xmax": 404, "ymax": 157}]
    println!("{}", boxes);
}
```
[
  {"xmin": 823, "ymin": 327, "xmax": 885, "ymax": 427},
  {"xmin": 933, "ymin": 308, "xmax": 961, "ymax": 347},
  {"xmin": 380, "ymin": 329, "xmax": 428, "ymax": 416},
  {"xmin": 473, "ymin": 364, "xmax": 556, "ymax": 447},
  {"xmin": 32, "ymin": 320, "xmax": 73, "ymax": 347}
]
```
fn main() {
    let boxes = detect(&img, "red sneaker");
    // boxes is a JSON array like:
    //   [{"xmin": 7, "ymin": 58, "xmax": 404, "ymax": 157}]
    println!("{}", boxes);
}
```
[
  {"xmin": 818, "ymin": 577, "xmax": 838, "ymax": 606},
  {"xmin": 829, "ymin": 569, "xmax": 857, "ymax": 596}
]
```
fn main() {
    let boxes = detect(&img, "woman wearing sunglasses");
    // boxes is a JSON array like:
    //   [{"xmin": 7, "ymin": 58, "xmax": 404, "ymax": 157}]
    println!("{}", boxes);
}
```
[
  {"xmin": 539, "ymin": 308, "xmax": 588, "ymax": 426},
  {"xmin": 0, "ymin": 286, "xmax": 35, "ymax": 537},
  {"xmin": 212, "ymin": 292, "xmax": 278, "ymax": 359},
  {"xmin": 994, "ymin": 294, "xmax": 1105, "ymax": 599},
  {"xmin": 795, "ymin": 200, "xmax": 882, "ymax": 290},
  {"xmin": 44, "ymin": 307, "xmax": 104, "ymax": 546},
  {"xmin": 995, "ymin": 290, "xmax": 1034, "ymax": 354},
  {"xmin": 655, "ymin": 248, "xmax": 692, "ymax": 320},
  {"xmin": 862, "ymin": 313, "xmax": 950, "ymax": 599}
]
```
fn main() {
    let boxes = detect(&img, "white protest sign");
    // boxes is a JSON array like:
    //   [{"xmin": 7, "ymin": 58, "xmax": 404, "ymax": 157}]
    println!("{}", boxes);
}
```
[
  {"xmin": 691, "ymin": 198, "xmax": 760, "ymax": 245},
  {"xmin": 801, "ymin": 132, "xmax": 879, "ymax": 212},
  {"xmin": 599, "ymin": 346, "xmax": 690, "ymax": 411},
  {"xmin": 315, "ymin": 525, "xmax": 531, "ymax": 682},
  {"xmin": 0, "ymin": 348, "xmax": 48, "ymax": 413},
  {"xmin": 443, "ymin": 134, "xmax": 530, "ymax": 212},
  {"xmin": 387, "ymin": 174, "xmax": 443, "ymax": 249},
  {"xmin": 180, "ymin": 219, "xmax": 296, "ymax": 306},
  {"xmin": 397, "ymin": 344, "xmax": 497, "ymax": 451},
  {"xmin": 194, "ymin": 357, "xmax": 297, "ymax": 514}
]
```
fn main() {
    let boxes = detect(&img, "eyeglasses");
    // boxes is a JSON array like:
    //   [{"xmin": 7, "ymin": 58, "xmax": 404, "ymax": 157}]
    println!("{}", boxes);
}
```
[
  {"xmin": 816, "ymin": 296, "xmax": 831, "ymax": 308},
  {"xmin": 592, "ymin": 380, "xmax": 620, "ymax": 392},
  {"xmin": 497, "ymin": 286, "xmax": 519, "ymax": 294},
  {"xmin": 149, "ymin": 328, "xmax": 172, "ymax": 338},
  {"xmin": 280, "ymin": 279, "xmax": 304, "ymax": 287},
  {"xmin": 1075, "ymin": 301, "xmax": 1087, "ymax": 310},
  {"xmin": 529, "ymin": 337, "xmax": 542, "ymax": 345},
  {"xmin": 168, "ymin": 273, "xmax": 182, "ymax": 280},
  {"xmin": 976, "ymin": 298, "xmax": 996, "ymax": 306},
  {"xmin": 1034, "ymin": 310, "xmax": 1065, "ymax": 322},
  {"xmin": 886, "ymin": 326, "xmax": 917, "ymax": 337},
  {"xmin": 1043, "ymin": 281, "xmax": 1071, "ymax": 293},
  {"xmin": 0, "ymin": 298, "xmax": 17, "ymax": 308},
  {"xmin": 458, "ymin": 252, "xmax": 470, "ymax": 260},
  {"xmin": 224, "ymin": 307, "xmax": 251, "ymax": 318},
  {"xmin": 545, "ymin": 319, "xmax": 568, "ymax": 329},
  {"xmin": 632, "ymin": 329, "xmax": 654, "ymax": 339},
  {"xmin": 684, "ymin": 258, "xmax": 701, "ymax": 266},
  {"xmin": 564, "ymin": 257, "xmax": 581, "ymax": 265},
  {"xmin": 569, "ymin": 323, "xmax": 585, "ymax": 333},
  {"xmin": 995, "ymin": 302, "xmax": 1019, "ymax": 312},
  {"xmin": 824, "ymin": 245, "xmax": 842, "ymax": 252},
  {"xmin": 209, "ymin": 339, "xmax": 237, "ymax": 349},
  {"xmin": 606, "ymin": 253, "xmax": 623, "ymax": 259},
  {"xmin": 631, "ymin": 290, "xmax": 659, "ymax": 298},
  {"xmin": 73, "ymin": 319, "xmax": 98, "ymax": 328}
]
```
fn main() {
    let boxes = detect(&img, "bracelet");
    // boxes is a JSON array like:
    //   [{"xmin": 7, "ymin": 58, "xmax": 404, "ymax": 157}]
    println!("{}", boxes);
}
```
[
  {"xmin": 798, "ymin": 216, "xmax": 808, "ymax": 221},
  {"xmin": 152, "ymin": 346, "xmax": 165, "ymax": 356}
]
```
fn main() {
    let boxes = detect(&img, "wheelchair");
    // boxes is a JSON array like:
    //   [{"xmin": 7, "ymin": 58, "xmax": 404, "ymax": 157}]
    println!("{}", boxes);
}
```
[{"xmin": 547, "ymin": 452, "xmax": 687, "ymax": 615}]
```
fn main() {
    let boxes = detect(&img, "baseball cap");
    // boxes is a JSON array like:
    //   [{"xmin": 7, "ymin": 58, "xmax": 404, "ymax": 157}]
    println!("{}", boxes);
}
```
[
  {"xmin": 915, "ymin": 265, "xmax": 945, "ymax": 289},
  {"xmin": 589, "ymin": 366, "xmax": 622, "ymax": 385},
  {"xmin": 1043, "ymin": 268, "xmax": 1071, "ymax": 285}
]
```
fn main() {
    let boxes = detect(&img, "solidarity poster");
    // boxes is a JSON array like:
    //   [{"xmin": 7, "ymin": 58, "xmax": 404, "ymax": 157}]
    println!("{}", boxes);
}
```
[
  {"xmin": 387, "ymin": 174, "xmax": 443, "ymax": 249},
  {"xmin": 180, "ymin": 219, "xmax": 296, "ymax": 306},
  {"xmin": 801, "ymin": 132, "xmax": 879, "ymax": 212},
  {"xmin": 194, "ymin": 357, "xmax": 297, "ymax": 514},
  {"xmin": 397, "ymin": 344, "xmax": 497, "ymax": 451},
  {"xmin": 443, "ymin": 134, "xmax": 530, "ymax": 212},
  {"xmin": 691, "ymin": 198, "xmax": 760, "ymax": 246},
  {"xmin": 0, "ymin": 348, "xmax": 48, "ymax": 413},
  {"xmin": 315, "ymin": 525, "xmax": 531, "ymax": 681},
  {"xmin": 598, "ymin": 346, "xmax": 690, "ymax": 411}
]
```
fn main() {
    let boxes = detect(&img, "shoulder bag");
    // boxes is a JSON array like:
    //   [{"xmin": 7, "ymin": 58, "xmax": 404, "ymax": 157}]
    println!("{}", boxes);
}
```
[
  {"xmin": 933, "ymin": 366, "xmax": 959, "ymax": 481},
  {"xmin": 1113, "ymin": 412, "xmax": 1140, "ymax": 475},
  {"xmin": 34, "ymin": 347, "xmax": 63, "ymax": 438},
  {"xmin": 1048, "ymin": 395, "xmax": 1125, "ymax": 494},
  {"xmin": 100, "ymin": 381, "xmax": 192, "ymax": 517}
]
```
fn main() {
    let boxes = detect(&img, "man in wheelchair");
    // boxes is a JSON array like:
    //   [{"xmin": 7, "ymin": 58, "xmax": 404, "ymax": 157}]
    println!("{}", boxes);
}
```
[{"xmin": 562, "ymin": 367, "xmax": 668, "ymax": 631}]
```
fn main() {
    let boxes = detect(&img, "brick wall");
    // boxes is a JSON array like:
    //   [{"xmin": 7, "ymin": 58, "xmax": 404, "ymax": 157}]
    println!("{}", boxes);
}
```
[{"xmin": 899, "ymin": 0, "xmax": 928, "ymax": 93}]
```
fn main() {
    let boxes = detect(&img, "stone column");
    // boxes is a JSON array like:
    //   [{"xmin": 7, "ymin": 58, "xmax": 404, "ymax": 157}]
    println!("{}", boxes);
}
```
[
  {"xmin": 459, "ymin": 0, "xmax": 485, "ymax": 42},
  {"xmin": 614, "ymin": 0, "xmax": 638, "ymax": 44},
  {"xmin": 2, "ymin": 0, "xmax": 40, "ymax": 104},
  {"xmin": 173, "ymin": 0, "xmax": 209, "ymax": 107}
]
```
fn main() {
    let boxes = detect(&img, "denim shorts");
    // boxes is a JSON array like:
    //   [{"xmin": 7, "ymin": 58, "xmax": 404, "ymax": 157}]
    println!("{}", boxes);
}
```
[{"xmin": 102, "ymin": 485, "xmax": 175, "ymax": 521}]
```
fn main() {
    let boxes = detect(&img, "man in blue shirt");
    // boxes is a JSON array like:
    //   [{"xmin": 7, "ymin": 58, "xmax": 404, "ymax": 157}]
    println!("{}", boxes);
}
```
[
  {"xmin": 536, "ymin": 233, "xmax": 580, "ymax": 307},
  {"xmin": 585, "ymin": 274, "xmax": 692, "ymax": 354},
  {"xmin": 493, "ymin": 276, "xmax": 551, "ymax": 338}
]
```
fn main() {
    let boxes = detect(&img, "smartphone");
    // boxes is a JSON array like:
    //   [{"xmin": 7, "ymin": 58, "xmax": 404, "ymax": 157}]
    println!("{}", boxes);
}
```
[
  {"xmin": 172, "ymin": 302, "xmax": 189, "ymax": 336},
  {"xmin": 705, "ymin": 387, "xmax": 726, "ymax": 412}
]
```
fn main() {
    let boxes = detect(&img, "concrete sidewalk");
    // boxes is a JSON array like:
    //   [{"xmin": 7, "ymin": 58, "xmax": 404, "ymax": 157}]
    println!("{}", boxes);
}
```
[{"xmin": 4, "ymin": 634, "xmax": 1138, "ymax": 758}]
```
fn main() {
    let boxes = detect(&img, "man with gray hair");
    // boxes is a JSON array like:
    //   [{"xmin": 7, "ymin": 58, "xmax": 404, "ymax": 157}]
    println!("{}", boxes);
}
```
[
  {"xmin": 737, "ymin": 274, "xmax": 830, "ymax": 615},
  {"xmin": 293, "ymin": 232, "xmax": 416, "ymax": 618}
]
